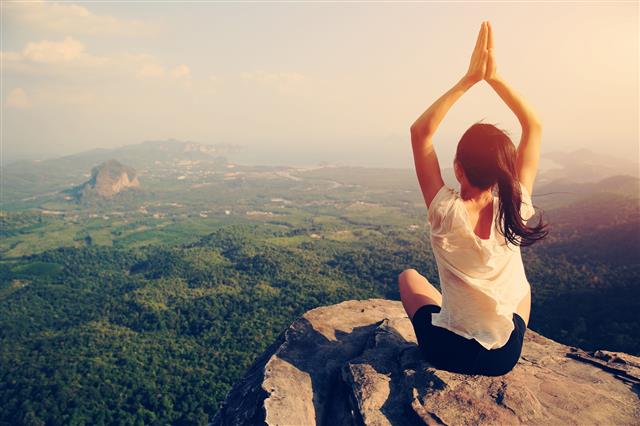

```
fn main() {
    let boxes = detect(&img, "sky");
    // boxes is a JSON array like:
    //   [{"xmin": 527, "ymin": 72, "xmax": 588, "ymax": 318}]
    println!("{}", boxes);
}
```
[{"xmin": 1, "ymin": 1, "xmax": 638, "ymax": 168}]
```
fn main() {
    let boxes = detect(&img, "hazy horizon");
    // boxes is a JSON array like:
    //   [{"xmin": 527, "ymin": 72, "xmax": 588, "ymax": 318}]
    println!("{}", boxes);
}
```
[
  {"xmin": 3, "ymin": 138, "xmax": 638, "ymax": 177},
  {"xmin": 2, "ymin": 1, "xmax": 638, "ymax": 168}
]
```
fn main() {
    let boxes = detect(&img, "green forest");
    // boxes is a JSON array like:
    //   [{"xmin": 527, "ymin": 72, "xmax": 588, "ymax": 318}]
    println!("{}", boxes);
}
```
[
  {"xmin": 2, "ymin": 147, "xmax": 639, "ymax": 425},
  {"xmin": 1, "ymin": 219, "xmax": 638, "ymax": 425}
]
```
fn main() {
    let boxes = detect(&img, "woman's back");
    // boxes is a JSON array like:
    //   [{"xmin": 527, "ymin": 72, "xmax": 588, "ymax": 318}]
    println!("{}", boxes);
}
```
[
  {"xmin": 426, "ymin": 181, "xmax": 536, "ymax": 350},
  {"xmin": 462, "ymin": 195, "xmax": 495, "ymax": 240}
]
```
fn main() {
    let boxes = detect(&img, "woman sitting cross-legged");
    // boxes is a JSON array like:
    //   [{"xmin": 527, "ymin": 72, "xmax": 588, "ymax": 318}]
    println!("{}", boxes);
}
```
[{"xmin": 401, "ymin": 20, "xmax": 550, "ymax": 376}]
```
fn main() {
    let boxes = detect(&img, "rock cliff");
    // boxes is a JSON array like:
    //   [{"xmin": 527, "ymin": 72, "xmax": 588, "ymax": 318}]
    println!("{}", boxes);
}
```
[
  {"xmin": 212, "ymin": 299, "xmax": 639, "ymax": 425},
  {"xmin": 80, "ymin": 159, "xmax": 140, "ymax": 198}
]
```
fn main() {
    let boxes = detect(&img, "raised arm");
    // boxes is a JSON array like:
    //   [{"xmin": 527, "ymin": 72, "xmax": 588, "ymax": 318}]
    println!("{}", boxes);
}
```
[
  {"xmin": 410, "ymin": 22, "xmax": 487, "ymax": 209},
  {"xmin": 410, "ymin": 76, "xmax": 475, "ymax": 208},
  {"xmin": 484, "ymin": 21, "xmax": 542, "ymax": 196}
]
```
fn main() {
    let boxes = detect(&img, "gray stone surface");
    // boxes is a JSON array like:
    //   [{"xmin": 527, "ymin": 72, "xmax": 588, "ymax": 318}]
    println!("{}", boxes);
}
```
[{"xmin": 212, "ymin": 298, "xmax": 640, "ymax": 425}]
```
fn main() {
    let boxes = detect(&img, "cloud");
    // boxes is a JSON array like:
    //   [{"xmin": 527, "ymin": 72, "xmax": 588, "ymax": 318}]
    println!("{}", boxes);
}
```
[
  {"xmin": 1, "ymin": 39, "xmax": 191, "ymax": 84},
  {"xmin": 3, "ymin": 0, "xmax": 160, "ymax": 37},
  {"xmin": 1, "ymin": 36, "xmax": 108, "ymax": 73},
  {"xmin": 5, "ymin": 88, "xmax": 32, "ymax": 109},
  {"xmin": 170, "ymin": 64, "xmax": 191, "ymax": 80},
  {"xmin": 24, "ymin": 36, "xmax": 87, "ymax": 63}
]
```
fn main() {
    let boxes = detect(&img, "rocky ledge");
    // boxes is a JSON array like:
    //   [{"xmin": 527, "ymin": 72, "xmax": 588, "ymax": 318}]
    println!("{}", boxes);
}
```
[{"xmin": 212, "ymin": 299, "xmax": 640, "ymax": 425}]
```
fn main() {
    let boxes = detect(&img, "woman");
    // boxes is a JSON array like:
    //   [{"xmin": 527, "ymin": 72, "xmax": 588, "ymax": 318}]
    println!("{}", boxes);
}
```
[{"xmin": 400, "ymin": 21, "xmax": 550, "ymax": 376}]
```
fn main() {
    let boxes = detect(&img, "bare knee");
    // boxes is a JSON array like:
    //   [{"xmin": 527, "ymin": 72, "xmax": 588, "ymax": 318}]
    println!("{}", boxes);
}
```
[
  {"xmin": 398, "ymin": 269, "xmax": 425, "ymax": 294},
  {"xmin": 398, "ymin": 268, "xmax": 419, "ymax": 286},
  {"xmin": 397, "ymin": 268, "xmax": 442, "ymax": 310}
]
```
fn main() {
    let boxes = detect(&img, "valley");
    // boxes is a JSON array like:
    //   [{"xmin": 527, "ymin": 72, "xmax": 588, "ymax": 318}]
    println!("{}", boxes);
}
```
[{"xmin": 1, "ymin": 140, "xmax": 638, "ymax": 424}]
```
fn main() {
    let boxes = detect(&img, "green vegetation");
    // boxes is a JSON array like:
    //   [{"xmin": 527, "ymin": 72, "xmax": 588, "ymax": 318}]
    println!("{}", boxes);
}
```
[
  {"xmin": 1, "ymin": 219, "xmax": 638, "ymax": 425},
  {"xmin": 1, "ymin": 144, "xmax": 638, "ymax": 425}
]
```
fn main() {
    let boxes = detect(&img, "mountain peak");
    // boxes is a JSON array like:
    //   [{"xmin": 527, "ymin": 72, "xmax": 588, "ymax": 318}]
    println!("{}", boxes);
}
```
[
  {"xmin": 212, "ymin": 299, "xmax": 640, "ymax": 425},
  {"xmin": 82, "ymin": 159, "xmax": 140, "ymax": 198}
]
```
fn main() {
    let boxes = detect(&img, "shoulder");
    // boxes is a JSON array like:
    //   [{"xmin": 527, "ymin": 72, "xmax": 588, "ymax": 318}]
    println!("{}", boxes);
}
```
[
  {"xmin": 427, "ymin": 184, "xmax": 458, "ymax": 211},
  {"xmin": 427, "ymin": 185, "xmax": 459, "ymax": 231}
]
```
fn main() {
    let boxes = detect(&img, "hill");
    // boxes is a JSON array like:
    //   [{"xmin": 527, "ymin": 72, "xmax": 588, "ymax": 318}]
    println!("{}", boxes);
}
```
[{"xmin": 73, "ymin": 159, "xmax": 140, "ymax": 199}]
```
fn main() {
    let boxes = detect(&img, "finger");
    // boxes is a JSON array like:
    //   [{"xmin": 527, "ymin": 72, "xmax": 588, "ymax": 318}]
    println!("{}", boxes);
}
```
[
  {"xmin": 487, "ymin": 21, "xmax": 494, "ymax": 50},
  {"xmin": 474, "ymin": 21, "xmax": 485, "ymax": 53},
  {"xmin": 481, "ymin": 21, "xmax": 488, "ymax": 52}
]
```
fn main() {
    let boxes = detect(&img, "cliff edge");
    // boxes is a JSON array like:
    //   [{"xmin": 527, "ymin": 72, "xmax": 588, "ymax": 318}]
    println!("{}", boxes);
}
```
[{"xmin": 212, "ymin": 298, "xmax": 640, "ymax": 425}]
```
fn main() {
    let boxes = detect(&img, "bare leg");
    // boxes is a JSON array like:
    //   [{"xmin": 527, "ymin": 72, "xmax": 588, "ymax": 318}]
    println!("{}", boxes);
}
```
[
  {"xmin": 398, "ymin": 268, "xmax": 443, "ymax": 321},
  {"xmin": 515, "ymin": 287, "xmax": 531, "ymax": 327}
]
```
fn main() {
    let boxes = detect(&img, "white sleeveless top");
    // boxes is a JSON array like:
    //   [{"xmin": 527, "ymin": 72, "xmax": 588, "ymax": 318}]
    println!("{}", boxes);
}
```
[{"xmin": 427, "ymin": 182, "xmax": 536, "ymax": 350}]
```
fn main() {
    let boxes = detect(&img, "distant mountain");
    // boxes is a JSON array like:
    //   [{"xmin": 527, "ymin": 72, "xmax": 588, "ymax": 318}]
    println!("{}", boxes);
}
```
[
  {"xmin": 2, "ymin": 142, "xmax": 638, "ymax": 212},
  {"xmin": 73, "ymin": 159, "xmax": 140, "ymax": 199},
  {"xmin": 1, "ymin": 140, "xmax": 234, "ymax": 205},
  {"xmin": 537, "ymin": 148, "xmax": 639, "ymax": 184},
  {"xmin": 528, "ymin": 174, "xmax": 639, "ymax": 209},
  {"xmin": 83, "ymin": 139, "xmax": 239, "ymax": 169},
  {"xmin": 7, "ymin": 139, "xmax": 236, "ymax": 172}
]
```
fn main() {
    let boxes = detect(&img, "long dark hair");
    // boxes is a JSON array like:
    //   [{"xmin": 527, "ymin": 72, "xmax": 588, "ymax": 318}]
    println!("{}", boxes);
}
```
[{"xmin": 454, "ymin": 121, "xmax": 549, "ymax": 247}]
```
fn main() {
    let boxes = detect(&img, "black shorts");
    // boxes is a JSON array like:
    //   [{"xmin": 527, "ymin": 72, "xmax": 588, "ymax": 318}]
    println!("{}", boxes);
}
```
[{"xmin": 410, "ymin": 304, "xmax": 527, "ymax": 376}]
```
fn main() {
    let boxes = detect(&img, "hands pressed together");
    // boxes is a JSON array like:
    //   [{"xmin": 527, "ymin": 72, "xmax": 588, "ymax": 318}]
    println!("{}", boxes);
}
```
[{"xmin": 465, "ymin": 20, "xmax": 498, "ymax": 85}]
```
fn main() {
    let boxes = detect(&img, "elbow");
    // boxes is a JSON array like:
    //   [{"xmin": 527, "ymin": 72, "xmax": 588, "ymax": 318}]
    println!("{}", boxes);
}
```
[
  {"xmin": 525, "ymin": 117, "xmax": 543, "ymax": 131},
  {"xmin": 410, "ymin": 124, "xmax": 430, "ymax": 143},
  {"xmin": 409, "ymin": 125, "xmax": 418, "ymax": 145},
  {"xmin": 410, "ymin": 126, "xmax": 434, "ymax": 151},
  {"xmin": 410, "ymin": 126, "xmax": 421, "ymax": 147}
]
